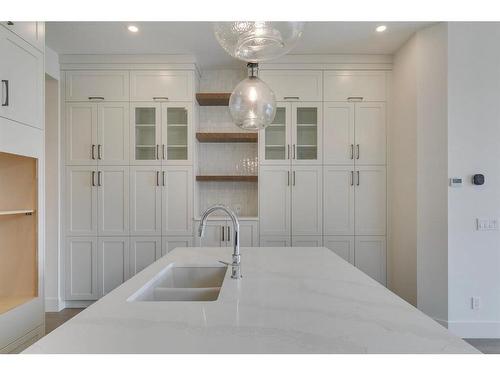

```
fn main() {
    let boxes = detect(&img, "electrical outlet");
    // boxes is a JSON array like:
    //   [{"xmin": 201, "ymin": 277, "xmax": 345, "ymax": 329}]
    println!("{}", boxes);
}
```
[
  {"xmin": 471, "ymin": 297, "xmax": 481, "ymax": 310},
  {"xmin": 476, "ymin": 218, "xmax": 499, "ymax": 231},
  {"xmin": 234, "ymin": 204, "xmax": 241, "ymax": 215}
]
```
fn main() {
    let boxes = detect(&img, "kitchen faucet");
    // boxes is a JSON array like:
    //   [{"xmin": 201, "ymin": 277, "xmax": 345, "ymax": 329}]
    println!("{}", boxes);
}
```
[{"xmin": 198, "ymin": 204, "xmax": 241, "ymax": 279}]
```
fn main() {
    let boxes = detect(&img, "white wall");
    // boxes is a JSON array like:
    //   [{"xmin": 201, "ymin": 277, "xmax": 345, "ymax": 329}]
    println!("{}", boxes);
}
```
[{"xmin": 447, "ymin": 23, "xmax": 500, "ymax": 337}]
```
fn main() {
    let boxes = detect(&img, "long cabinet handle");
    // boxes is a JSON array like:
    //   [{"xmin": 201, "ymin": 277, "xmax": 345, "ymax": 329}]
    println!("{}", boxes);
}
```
[
  {"xmin": 287, "ymin": 171, "xmax": 290, "ymax": 186},
  {"xmin": 91, "ymin": 144, "xmax": 96, "ymax": 160},
  {"xmin": 162, "ymin": 171, "xmax": 166, "ymax": 186},
  {"xmin": 356, "ymin": 144, "xmax": 360, "ymax": 160},
  {"xmin": 350, "ymin": 144, "xmax": 354, "ymax": 160},
  {"xmin": 283, "ymin": 96, "xmax": 300, "ymax": 100},
  {"xmin": 287, "ymin": 144, "xmax": 290, "ymax": 160},
  {"xmin": 156, "ymin": 171, "xmax": 160, "ymax": 186},
  {"xmin": 98, "ymin": 171, "xmax": 102, "ymax": 186},
  {"xmin": 347, "ymin": 96, "xmax": 363, "ymax": 101},
  {"xmin": 227, "ymin": 226, "xmax": 230, "ymax": 242},
  {"xmin": 350, "ymin": 171, "xmax": 354, "ymax": 186},
  {"xmin": 221, "ymin": 225, "xmax": 225, "ymax": 241},
  {"xmin": 1, "ymin": 80, "xmax": 9, "ymax": 106},
  {"xmin": 293, "ymin": 144, "xmax": 296, "ymax": 159},
  {"xmin": 88, "ymin": 96, "xmax": 104, "ymax": 101},
  {"xmin": 98, "ymin": 144, "xmax": 102, "ymax": 160},
  {"xmin": 91, "ymin": 171, "xmax": 96, "ymax": 187},
  {"xmin": 357, "ymin": 171, "xmax": 360, "ymax": 186},
  {"xmin": 162, "ymin": 144, "xmax": 166, "ymax": 160},
  {"xmin": 156, "ymin": 145, "xmax": 160, "ymax": 160},
  {"xmin": 153, "ymin": 97, "xmax": 169, "ymax": 101},
  {"xmin": 293, "ymin": 171, "xmax": 296, "ymax": 186}
]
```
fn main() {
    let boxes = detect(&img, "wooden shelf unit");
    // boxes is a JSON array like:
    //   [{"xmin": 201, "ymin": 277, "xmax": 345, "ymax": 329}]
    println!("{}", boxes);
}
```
[
  {"xmin": 196, "ymin": 175, "xmax": 258, "ymax": 182},
  {"xmin": 196, "ymin": 132, "xmax": 258, "ymax": 143},
  {"xmin": 196, "ymin": 93, "xmax": 231, "ymax": 106}
]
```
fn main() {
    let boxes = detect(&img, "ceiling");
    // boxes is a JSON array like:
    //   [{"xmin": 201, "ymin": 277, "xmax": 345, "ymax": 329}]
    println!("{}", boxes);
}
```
[{"xmin": 46, "ymin": 22, "xmax": 432, "ymax": 69}]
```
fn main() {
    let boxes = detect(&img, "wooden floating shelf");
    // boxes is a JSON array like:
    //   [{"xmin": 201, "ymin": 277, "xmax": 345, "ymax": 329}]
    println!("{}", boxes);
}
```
[
  {"xmin": 196, "ymin": 132, "xmax": 258, "ymax": 143},
  {"xmin": 0, "ymin": 209, "xmax": 35, "ymax": 216},
  {"xmin": 196, "ymin": 175, "xmax": 258, "ymax": 182},
  {"xmin": 196, "ymin": 93, "xmax": 231, "ymax": 106}
]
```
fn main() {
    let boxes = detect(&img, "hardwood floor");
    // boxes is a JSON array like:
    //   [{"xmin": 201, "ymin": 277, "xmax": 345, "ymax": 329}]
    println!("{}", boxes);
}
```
[{"xmin": 45, "ymin": 308, "xmax": 84, "ymax": 334}]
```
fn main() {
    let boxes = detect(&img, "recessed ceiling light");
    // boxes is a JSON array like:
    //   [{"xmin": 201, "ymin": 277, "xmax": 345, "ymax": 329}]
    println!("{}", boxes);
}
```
[
  {"xmin": 376, "ymin": 25, "xmax": 387, "ymax": 33},
  {"xmin": 127, "ymin": 25, "xmax": 139, "ymax": 33}
]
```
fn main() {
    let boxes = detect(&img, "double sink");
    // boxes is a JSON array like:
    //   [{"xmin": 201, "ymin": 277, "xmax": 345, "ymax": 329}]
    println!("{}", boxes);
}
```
[{"xmin": 127, "ymin": 263, "xmax": 227, "ymax": 302}]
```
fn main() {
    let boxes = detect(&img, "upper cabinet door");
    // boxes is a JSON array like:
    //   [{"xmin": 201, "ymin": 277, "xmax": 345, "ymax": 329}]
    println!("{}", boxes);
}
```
[
  {"xmin": 323, "ymin": 102, "xmax": 355, "ymax": 165},
  {"xmin": 161, "ymin": 166, "xmax": 193, "ymax": 236},
  {"xmin": 259, "ymin": 166, "xmax": 291, "ymax": 237},
  {"xmin": 65, "ymin": 71, "xmax": 129, "ymax": 101},
  {"xmin": 97, "ymin": 166, "xmax": 130, "ymax": 237},
  {"xmin": 162, "ymin": 103, "xmax": 191, "ymax": 164},
  {"xmin": 323, "ymin": 166, "xmax": 355, "ymax": 236},
  {"xmin": 292, "ymin": 102, "xmax": 322, "ymax": 165},
  {"xmin": 324, "ymin": 71, "xmax": 387, "ymax": 102},
  {"xmin": 130, "ymin": 167, "xmax": 162, "ymax": 236},
  {"xmin": 97, "ymin": 102, "xmax": 129, "ymax": 165},
  {"xmin": 1, "ymin": 22, "xmax": 45, "ymax": 52},
  {"xmin": 130, "ymin": 103, "xmax": 162, "ymax": 165},
  {"xmin": 354, "ymin": 102, "xmax": 386, "ymax": 165},
  {"xmin": 130, "ymin": 71, "xmax": 194, "ymax": 101},
  {"xmin": 0, "ymin": 27, "xmax": 43, "ymax": 129},
  {"xmin": 291, "ymin": 166, "xmax": 323, "ymax": 236},
  {"xmin": 354, "ymin": 166, "xmax": 386, "ymax": 236},
  {"xmin": 65, "ymin": 166, "xmax": 98, "ymax": 236},
  {"xmin": 259, "ymin": 103, "xmax": 291, "ymax": 165},
  {"xmin": 65, "ymin": 103, "xmax": 98, "ymax": 165},
  {"xmin": 260, "ymin": 70, "xmax": 323, "ymax": 101}
]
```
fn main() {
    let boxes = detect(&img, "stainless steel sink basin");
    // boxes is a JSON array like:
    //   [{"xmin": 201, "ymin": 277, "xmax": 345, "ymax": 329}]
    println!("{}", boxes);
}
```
[{"xmin": 127, "ymin": 264, "xmax": 227, "ymax": 302}]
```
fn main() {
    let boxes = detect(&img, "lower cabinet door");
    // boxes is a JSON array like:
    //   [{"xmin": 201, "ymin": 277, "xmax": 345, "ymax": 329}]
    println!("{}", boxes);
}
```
[
  {"xmin": 194, "ymin": 220, "xmax": 227, "ymax": 247},
  {"xmin": 324, "ymin": 236, "xmax": 354, "ymax": 264},
  {"xmin": 98, "ymin": 237, "xmax": 130, "ymax": 296},
  {"xmin": 355, "ymin": 236, "xmax": 386, "ymax": 285},
  {"xmin": 65, "ymin": 237, "xmax": 99, "ymax": 300},
  {"xmin": 259, "ymin": 236, "xmax": 291, "ymax": 247},
  {"xmin": 129, "ymin": 237, "xmax": 161, "ymax": 276},
  {"xmin": 161, "ymin": 236, "xmax": 193, "ymax": 257},
  {"xmin": 229, "ymin": 220, "xmax": 259, "ymax": 247},
  {"xmin": 292, "ymin": 235, "xmax": 323, "ymax": 247}
]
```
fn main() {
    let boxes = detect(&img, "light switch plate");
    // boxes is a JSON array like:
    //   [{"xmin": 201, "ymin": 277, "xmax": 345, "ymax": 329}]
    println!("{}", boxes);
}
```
[{"xmin": 476, "ymin": 218, "xmax": 499, "ymax": 231}]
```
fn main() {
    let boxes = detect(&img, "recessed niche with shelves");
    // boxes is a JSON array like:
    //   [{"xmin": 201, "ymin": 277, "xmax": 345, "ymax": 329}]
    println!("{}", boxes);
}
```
[{"xmin": 0, "ymin": 152, "xmax": 38, "ymax": 314}]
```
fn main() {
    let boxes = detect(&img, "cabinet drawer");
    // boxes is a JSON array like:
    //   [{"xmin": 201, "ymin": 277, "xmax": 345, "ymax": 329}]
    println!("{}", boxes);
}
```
[
  {"xmin": 130, "ymin": 71, "xmax": 193, "ymax": 101},
  {"xmin": 260, "ymin": 70, "xmax": 323, "ymax": 101},
  {"xmin": 65, "ymin": 71, "xmax": 130, "ymax": 101},
  {"xmin": 324, "ymin": 71, "xmax": 386, "ymax": 101}
]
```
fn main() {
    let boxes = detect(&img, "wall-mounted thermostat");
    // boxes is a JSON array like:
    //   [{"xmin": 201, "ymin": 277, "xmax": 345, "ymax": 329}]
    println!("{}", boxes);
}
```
[{"xmin": 449, "ymin": 177, "xmax": 463, "ymax": 187}]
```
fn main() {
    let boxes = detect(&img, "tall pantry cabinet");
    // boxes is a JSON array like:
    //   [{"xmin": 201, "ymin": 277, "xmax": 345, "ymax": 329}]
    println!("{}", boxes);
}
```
[{"xmin": 63, "ymin": 68, "xmax": 196, "ymax": 302}]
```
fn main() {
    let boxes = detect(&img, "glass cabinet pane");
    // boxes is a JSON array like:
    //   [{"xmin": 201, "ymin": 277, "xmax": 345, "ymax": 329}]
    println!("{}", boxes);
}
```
[
  {"xmin": 296, "ymin": 107, "xmax": 318, "ymax": 160},
  {"xmin": 265, "ymin": 107, "xmax": 287, "ymax": 160},
  {"xmin": 135, "ymin": 107, "xmax": 157, "ymax": 161},
  {"xmin": 165, "ymin": 107, "xmax": 188, "ymax": 160}
]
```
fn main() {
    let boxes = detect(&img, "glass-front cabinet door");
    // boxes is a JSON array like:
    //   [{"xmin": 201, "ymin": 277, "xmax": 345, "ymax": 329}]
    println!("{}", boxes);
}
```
[
  {"xmin": 162, "ymin": 103, "xmax": 191, "ymax": 164},
  {"xmin": 260, "ymin": 103, "xmax": 291, "ymax": 165},
  {"xmin": 131, "ymin": 103, "xmax": 161, "ymax": 165},
  {"xmin": 292, "ymin": 102, "xmax": 322, "ymax": 164}
]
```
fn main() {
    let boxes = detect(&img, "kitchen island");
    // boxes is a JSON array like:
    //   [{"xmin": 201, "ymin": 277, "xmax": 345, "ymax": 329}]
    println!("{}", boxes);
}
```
[{"xmin": 25, "ymin": 247, "xmax": 477, "ymax": 353}]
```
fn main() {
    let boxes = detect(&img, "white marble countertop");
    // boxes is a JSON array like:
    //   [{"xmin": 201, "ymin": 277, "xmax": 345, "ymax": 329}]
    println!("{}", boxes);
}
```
[{"xmin": 25, "ymin": 247, "xmax": 478, "ymax": 353}]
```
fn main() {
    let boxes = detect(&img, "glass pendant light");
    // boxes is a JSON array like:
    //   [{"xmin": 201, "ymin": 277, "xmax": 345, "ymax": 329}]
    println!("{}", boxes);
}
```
[
  {"xmin": 229, "ymin": 63, "xmax": 276, "ymax": 130},
  {"xmin": 214, "ymin": 22, "xmax": 304, "ymax": 62}
]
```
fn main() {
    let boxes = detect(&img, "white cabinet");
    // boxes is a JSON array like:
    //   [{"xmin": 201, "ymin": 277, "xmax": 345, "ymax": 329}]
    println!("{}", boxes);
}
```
[
  {"xmin": 65, "ymin": 71, "xmax": 130, "ymax": 101},
  {"xmin": 354, "ymin": 166, "xmax": 386, "ymax": 236},
  {"xmin": 291, "ymin": 166, "xmax": 322, "ymax": 236},
  {"xmin": 1, "ymin": 22, "xmax": 45, "ymax": 52},
  {"xmin": 259, "ymin": 236, "xmax": 291, "ymax": 247},
  {"xmin": 260, "ymin": 102, "xmax": 322, "ymax": 165},
  {"xmin": 259, "ymin": 166, "xmax": 291, "ymax": 237},
  {"xmin": 324, "ymin": 236, "xmax": 354, "ymax": 264},
  {"xmin": 354, "ymin": 102, "xmax": 386, "ymax": 165},
  {"xmin": 161, "ymin": 236, "xmax": 193, "ymax": 257},
  {"xmin": 0, "ymin": 26, "xmax": 43, "ymax": 129},
  {"xmin": 323, "ymin": 166, "xmax": 355, "ymax": 236},
  {"xmin": 162, "ymin": 166, "xmax": 193, "ymax": 236},
  {"xmin": 130, "ymin": 237, "xmax": 161, "ymax": 276},
  {"xmin": 323, "ymin": 102, "xmax": 386, "ymax": 166},
  {"xmin": 130, "ymin": 167, "xmax": 162, "ymax": 236},
  {"xmin": 66, "ymin": 102, "xmax": 129, "ymax": 166},
  {"xmin": 65, "ymin": 167, "xmax": 98, "ymax": 236},
  {"xmin": 323, "ymin": 71, "xmax": 386, "ymax": 102},
  {"xmin": 98, "ymin": 237, "xmax": 130, "ymax": 296},
  {"xmin": 292, "ymin": 236, "xmax": 322, "ymax": 247},
  {"xmin": 131, "ymin": 103, "xmax": 192, "ymax": 165},
  {"xmin": 260, "ymin": 70, "xmax": 323, "ymax": 101},
  {"xmin": 97, "ymin": 166, "xmax": 129, "ymax": 236},
  {"xmin": 239, "ymin": 221, "xmax": 259, "ymax": 247},
  {"xmin": 65, "ymin": 237, "xmax": 99, "ymax": 300},
  {"xmin": 130, "ymin": 71, "xmax": 193, "ymax": 102},
  {"xmin": 194, "ymin": 220, "xmax": 258, "ymax": 247},
  {"xmin": 355, "ymin": 236, "xmax": 386, "ymax": 285}
]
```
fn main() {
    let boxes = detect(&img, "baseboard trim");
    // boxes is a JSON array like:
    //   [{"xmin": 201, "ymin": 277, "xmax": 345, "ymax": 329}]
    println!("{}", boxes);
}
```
[
  {"xmin": 448, "ymin": 321, "xmax": 500, "ymax": 339},
  {"xmin": 45, "ymin": 297, "xmax": 66, "ymax": 312},
  {"xmin": 0, "ymin": 324, "xmax": 45, "ymax": 354}
]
